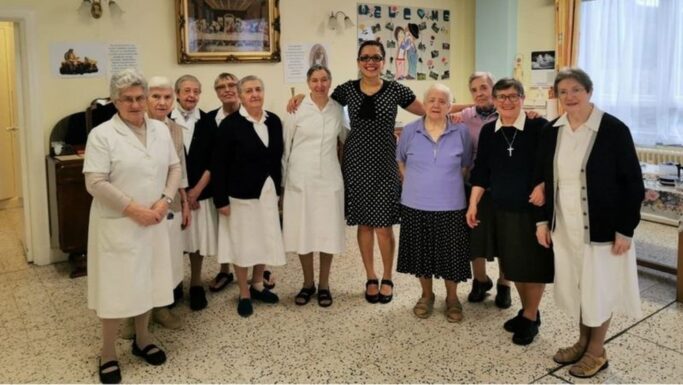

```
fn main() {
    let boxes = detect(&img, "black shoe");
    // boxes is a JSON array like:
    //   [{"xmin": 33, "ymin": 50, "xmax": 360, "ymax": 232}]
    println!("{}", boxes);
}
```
[
  {"xmin": 294, "ymin": 285, "xmax": 316, "ymax": 306},
  {"xmin": 504, "ymin": 309, "xmax": 542, "ymax": 333},
  {"xmin": 495, "ymin": 284, "xmax": 512, "ymax": 309},
  {"xmin": 512, "ymin": 316, "xmax": 539, "ymax": 345},
  {"xmin": 249, "ymin": 286, "xmax": 279, "ymax": 303},
  {"xmin": 189, "ymin": 286, "xmax": 208, "ymax": 311},
  {"xmin": 237, "ymin": 297, "xmax": 253, "ymax": 317},
  {"xmin": 263, "ymin": 270, "xmax": 276, "ymax": 290},
  {"xmin": 467, "ymin": 277, "xmax": 493, "ymax": 302},
  {"xmin": 98, "ymin": 359, "xmax": 121, "ymax": 384},
  {"xmin": 209, "ymin": 272, "xmax": 234, "ymax": 292},
  {"xmin": 131, "ymin": 341, "xmax": 167, "ymax": 366},
  {"xmin": 317, "ymin": 288, "xmax": 333, "ymax": 307},
  {"xmin": 378, "ymin": 279, "xmax": 394, "ymax": 304},
  {"xmin": 365, "ymin": 279, "xmax": 380, "ymax": 303},
  {"xmin": 173, "ymin": 283, "xmax": 184, "ymax": 303}
]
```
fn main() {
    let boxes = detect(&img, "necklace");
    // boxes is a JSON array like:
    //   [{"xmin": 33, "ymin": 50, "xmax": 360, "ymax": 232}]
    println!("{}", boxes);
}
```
[{"xmin": 500, "ymin": 128, "xmax": 518, "ymax": 157}]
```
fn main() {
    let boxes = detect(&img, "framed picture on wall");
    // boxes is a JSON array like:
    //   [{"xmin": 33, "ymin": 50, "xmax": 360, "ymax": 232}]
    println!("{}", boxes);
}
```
[{"xmin": 176, "ymin": 0, "xmax": 281, "ymax": 63}]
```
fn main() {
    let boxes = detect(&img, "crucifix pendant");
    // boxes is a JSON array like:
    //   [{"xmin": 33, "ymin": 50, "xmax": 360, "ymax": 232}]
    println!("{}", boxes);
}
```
[{"xmin": 507, "ymin": 146, "xmax": 514, "ymax": 157}]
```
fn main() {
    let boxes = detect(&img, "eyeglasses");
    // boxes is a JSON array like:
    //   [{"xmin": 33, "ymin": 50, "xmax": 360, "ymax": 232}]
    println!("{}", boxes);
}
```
[
  {"xmin": 557, "ymin": 87, "xmax": 586, "ymax": 98},
  {"xmin": 494, "ymin": 94, "xmax": 521, "ymax": 103},
  {"xmin": 358, "ymin": 55, "xmax": 383, "ymax": 63},
  {"xmin": 118, "ymin": 95, "xmax": 146, "ymax": 105}
]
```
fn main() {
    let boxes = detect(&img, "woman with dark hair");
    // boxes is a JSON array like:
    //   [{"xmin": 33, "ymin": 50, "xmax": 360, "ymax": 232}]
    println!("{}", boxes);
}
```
[
  {"xmin": 289, "ymin": 40, "xmax": 424, "ymax": 304},
  {"xmin": 467, "ymin": 78, "xmax": 552, "ymax": 346},
  {"xmin": 537, "ymin": 68, "xmax": 643, "ymax": 378}
]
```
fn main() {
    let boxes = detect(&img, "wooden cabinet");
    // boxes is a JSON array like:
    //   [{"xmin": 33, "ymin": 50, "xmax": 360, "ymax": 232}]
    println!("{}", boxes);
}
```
[{"xmin": 46, "ymin": 156, "xmax": 91, "ymax": 277}]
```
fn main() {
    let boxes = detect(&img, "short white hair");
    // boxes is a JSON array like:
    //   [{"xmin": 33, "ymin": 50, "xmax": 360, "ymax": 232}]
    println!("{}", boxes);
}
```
[
  {"xmin": 148, "ymin": 76, "xmax": 173, "ymax": 90},
  {"xmin": 423, "ymin": 83, "xmax": 453, "ymax": 105},
  {"xmin": 110, "ymin": 69, "xmax": 147, "ymax": 101}
]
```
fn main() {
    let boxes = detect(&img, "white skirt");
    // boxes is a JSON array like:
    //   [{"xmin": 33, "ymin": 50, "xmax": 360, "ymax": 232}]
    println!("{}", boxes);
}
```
[
  {"xmin": 87, "ymin": 209, "xmax": 174, "ymax": 318},
  {"xmin": 553, "ymin": 181, "xmax": 642, "ymax": 327},
  {"xmin": 183, "ymin": 199, "xmax": 218, "ymax": 256},
  {"xmin": 282, "ymin": 178, "xmax": 345, "ymax": 255},
  {"xmin": 216, "ymin": 177, "xmax": 286, "ymax": 267},
  {"xmin": 167, "ymin": 210, "xmax": 184, "ymax": 286}
]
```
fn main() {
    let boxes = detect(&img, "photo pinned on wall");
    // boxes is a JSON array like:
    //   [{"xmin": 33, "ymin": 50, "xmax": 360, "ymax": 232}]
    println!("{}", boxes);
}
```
[
  {"xmin": 531, "ymin": 50, "xmax": 556, "ymax": 85},
  {"xmin": 357, "ymin": 3, "xmax": 451, "ymax": 81},
  {"xmin": 50, "ymin": 43, "xmax": 106, "ymax": 78}
]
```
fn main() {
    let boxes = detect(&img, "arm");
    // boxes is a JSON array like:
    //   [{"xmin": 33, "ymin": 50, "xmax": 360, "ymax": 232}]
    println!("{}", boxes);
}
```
[
  {"xmin": 404, "ymin": 99, "xmax": 425, "ymax": 116},
  {"xmin": 286, "ymin": 93, "xmax": 305, "ymax": 113},
  {"xmin": 212, "ymin": 122, "xmax": 232, "ymax": 214},
  {"xmin": 466, "ymin": 186, "xmax": 485, "ymax": 228},
  {"xmin": 613, "ymin": 122, "xmax": 645, "ymax": 253}
]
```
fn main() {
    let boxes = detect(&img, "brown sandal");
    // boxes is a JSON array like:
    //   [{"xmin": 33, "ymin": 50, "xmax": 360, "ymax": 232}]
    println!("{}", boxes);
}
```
[
  {"xmin": 553, "ymin": 342, "xmax": 587, "ymax": 364},
  {"xmin": 413, "ymin": 295, "xmax": 435, "ymax": 319},
  {"xmin": 445, "ymin": 299, "xmax": 464, "ymax": 323},
  {"xmin": 569, "ymin": 350, "xmax": 609, "ymax": 378}
]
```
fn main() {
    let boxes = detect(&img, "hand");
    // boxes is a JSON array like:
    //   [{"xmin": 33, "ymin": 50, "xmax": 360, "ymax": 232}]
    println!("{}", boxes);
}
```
[
  {"xmin": 286, "ymin": 94, "xmax": 305, "ymax": 113},
  {"xmin": 465, "ymin": 206, "xmax": 479, "ymax": 228},
  {"xmin": 218, "ymin": 206, "xmax": 231, "ymax": 216},
  {"xmin": 181, "ymin": 200, "xmax": 191, "ymax": 229},
  {"xmin": 525, "ymin": 110, "xmax": 541, "ymax": 119},
  {"xmin": 187, "ymin": 187, "xmax": 200, "ymax": 203},
  {"xmin": 449, "ymin": 112, "xmax": 464, "ymax": 124},
  {"xmin": 612, "ymin": 234, "xmax": 632, "ymax": 255},
  {"xmin": 151, "ymin": 199, "xmax": 169, "ymax": 219},
  {"xmin": 529, "ymin": 183, "xmax": 545, "ymax": 206},
  {"xmin": 123, "ymin": 201, "xmax": 162, "ymax": 226},
  {"xmin": 536, "ymin": 223, "xmax": 552, "ymax": 248}
]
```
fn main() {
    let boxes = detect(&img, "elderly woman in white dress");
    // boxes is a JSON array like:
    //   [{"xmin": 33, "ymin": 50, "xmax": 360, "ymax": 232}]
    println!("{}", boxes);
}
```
[
  {"xmin": 84, "ymin": 69, "xmax": 181, "ymax": 384},
  {"xmin": 145, "ymin": 76, "xmax": 191, "ymax": 330},
  {"xmin": 537, "ymin": 68, "xmax": 644, "ymax": 378},
  {"xmin": 213, "ymin": 75, "xmax": 286, "ymax": 317},
  {"xmin": 283, "ymin": 65, "xmax": 347, "ymax": 307}
]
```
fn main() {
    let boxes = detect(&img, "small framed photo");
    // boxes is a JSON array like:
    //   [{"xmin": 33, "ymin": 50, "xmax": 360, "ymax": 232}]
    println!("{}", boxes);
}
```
[{"xmin": 176, "ymin": 0, "xmax": 281, "ymax": 63}]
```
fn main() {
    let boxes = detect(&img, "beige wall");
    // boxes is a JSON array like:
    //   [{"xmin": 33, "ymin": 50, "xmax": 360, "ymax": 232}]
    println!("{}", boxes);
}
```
[
  {"xmin": 517, "ymin": 0, "xmax": 555, "ymax": 104},
  {"xmin": 0, "ymin": 0, "xmax": 474, "ymax": 148}
]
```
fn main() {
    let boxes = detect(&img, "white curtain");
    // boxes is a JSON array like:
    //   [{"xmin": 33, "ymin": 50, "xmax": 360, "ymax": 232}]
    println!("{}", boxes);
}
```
[{"xmin": 578, "ymin": 0, "xmax": 683, "ymax": 146}]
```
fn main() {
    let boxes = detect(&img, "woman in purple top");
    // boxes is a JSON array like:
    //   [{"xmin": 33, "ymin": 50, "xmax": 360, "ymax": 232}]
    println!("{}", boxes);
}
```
[{"xmin": 396, "ymin": 84, "xmax": 473, "ymax": 322}]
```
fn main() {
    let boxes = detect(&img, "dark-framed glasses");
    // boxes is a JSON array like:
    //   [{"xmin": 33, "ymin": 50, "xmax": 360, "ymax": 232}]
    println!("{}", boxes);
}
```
[
  {"xmin": 495, "ymin": 94, "xmax": 521, "ymax": 103},
  {"xmin": 358, "ymin": 55, "xmax": 383, "ymax": 63}
]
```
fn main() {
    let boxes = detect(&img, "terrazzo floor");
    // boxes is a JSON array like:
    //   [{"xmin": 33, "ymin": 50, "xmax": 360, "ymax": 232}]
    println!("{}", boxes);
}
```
[{"xmin": 0, "ymin": 207, "xmax": 681, "ymax": 383}]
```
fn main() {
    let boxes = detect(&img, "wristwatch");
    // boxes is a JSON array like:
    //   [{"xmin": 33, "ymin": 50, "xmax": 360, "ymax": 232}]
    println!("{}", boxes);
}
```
[{"xmin": 161, "ymin": 194, "xmax": 173, "ymax": 205}]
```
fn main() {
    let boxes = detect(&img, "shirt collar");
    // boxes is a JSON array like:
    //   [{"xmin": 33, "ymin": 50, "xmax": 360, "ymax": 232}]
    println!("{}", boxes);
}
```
[
  {"xmin": 495, "ymin": 111, "xmax": 526, "ymax": 132},
  {"xmin": 239, "ymin": 105, "xmax": 268, "ymax": 124},
  {"xmin": 172, "ymin": 106, "xmax": 200, "ymax": 121},
  {"xmin": 415, "ymin": 118, "xmax": 460, "ymax": 135},
  {"xmin": 553, "ymin": 104, "xmax": 603, "ymax": 132}
]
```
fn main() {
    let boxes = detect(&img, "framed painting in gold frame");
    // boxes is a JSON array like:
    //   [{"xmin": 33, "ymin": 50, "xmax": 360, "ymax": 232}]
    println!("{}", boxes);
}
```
[{"xmin": 176, "ymin": 0, "xmax": 281, "ymax": 63}]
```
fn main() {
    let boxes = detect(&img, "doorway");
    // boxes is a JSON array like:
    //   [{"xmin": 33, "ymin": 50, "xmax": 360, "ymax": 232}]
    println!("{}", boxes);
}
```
[{"xmin": 0, "ymin": 21, "xmax": 27, "ymax": 271}]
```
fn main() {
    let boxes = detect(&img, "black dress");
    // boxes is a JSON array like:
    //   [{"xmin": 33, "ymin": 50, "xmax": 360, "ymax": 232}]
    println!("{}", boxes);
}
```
[{"xmin": 331, "ymin": 80, "xmax": 416, "ymax": 227}]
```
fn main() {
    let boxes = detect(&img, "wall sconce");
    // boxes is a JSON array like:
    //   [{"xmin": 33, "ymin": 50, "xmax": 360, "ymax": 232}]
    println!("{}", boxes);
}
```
[
  {"xmin": 328, "ymin": 11, "xmax": 354, "ymax": 30},
  {"xmin": 78, "ymin": 0, "xmax": 124, "ymax": 19}
]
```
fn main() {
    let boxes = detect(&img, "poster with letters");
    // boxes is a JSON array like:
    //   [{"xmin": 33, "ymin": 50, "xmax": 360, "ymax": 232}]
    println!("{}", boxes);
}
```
[{"xmin": 357, "ymin": 4, "xmax": 451, "ymax": 81}]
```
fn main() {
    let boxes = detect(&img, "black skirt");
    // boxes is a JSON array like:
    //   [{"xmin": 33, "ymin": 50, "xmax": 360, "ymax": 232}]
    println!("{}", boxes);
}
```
[
  {"xmin": 397, "ymin": 205, "xmax": 472, "ymax": 282},
  {"xmin": 469, "ymin": 191, "xmax": 497, "ymax": 261},
  {"xmin": 494, "ymin": 209, "xmax": 554, "ymax": 283}
]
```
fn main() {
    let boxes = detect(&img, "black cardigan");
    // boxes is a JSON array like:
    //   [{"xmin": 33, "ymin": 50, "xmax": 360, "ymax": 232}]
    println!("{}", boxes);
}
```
[
  {"xmin": 212, "ymin": 111, "xmax": 283, "ymax": 209},
  {"xmin": 538, "ymin": 113, "xmax": 644, "ymax": 241},
  {"xmin": 172, "ymin": 110, "xmax": 217, "ymax": 201}
]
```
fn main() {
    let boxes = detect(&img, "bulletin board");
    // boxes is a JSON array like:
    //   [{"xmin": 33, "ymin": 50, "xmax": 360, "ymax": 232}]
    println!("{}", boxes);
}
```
[{"xmin": 357, "ymin": 4, "xmax": 451, "ymax": 81}]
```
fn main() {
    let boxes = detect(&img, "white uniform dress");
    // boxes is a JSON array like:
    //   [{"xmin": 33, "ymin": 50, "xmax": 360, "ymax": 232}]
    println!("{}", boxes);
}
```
[
  {"xmin": 84, "ymin": 115, "xmax": 179, "ymax": 318},
  {"xmin": 216, "ymin": 107, "xmax": 286, "ymax": 267},
  {"xmin": 552, "ymin": 108, "xmax": 642, "ymax": 327},
  {"xmin": 282, "ymin": 95, "xmax": 347, "ymax": 255},
  {"xmin": 171, "ymin": 107, "xmax": 218, "ymax": 256}
]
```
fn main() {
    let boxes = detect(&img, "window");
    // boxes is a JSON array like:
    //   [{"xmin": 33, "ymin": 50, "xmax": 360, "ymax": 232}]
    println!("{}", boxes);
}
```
[{"xmin": 578, "ymin": 0, "xmax": 683, "ymax": 146}]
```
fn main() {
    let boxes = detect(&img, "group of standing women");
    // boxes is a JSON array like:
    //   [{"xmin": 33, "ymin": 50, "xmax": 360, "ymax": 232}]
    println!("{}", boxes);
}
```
[{"xmin": 83, "ymin": 37, "xmax": 645, "ymax": 383}]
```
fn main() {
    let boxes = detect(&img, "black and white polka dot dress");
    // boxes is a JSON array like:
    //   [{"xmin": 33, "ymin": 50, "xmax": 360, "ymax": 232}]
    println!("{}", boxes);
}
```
[{"xmin": 331, "ymin": 80, "xmax": 416, "ymax": 227}]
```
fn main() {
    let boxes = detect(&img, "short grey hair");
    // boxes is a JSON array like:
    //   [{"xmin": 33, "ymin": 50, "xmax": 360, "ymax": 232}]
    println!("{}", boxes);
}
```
[
  {"xmin": 174, "ymin": 74, "xmax": 201, "ymax": 93},
  {"xmin": 214, "ymin": 72, "xmax": 239, "ymax": 88},
  {"xmin": 237, "ymin": 75, "xmax": 264, "ymax": 94},
  {"xmin": 306, "ymin": 65, "xmax": 332, "ymax": 81},
  {"xmin": 110, "ymin": 69, "xmax": 147, "ymax": 101},
  {"xmin": 554, "ymin": 67, "xmax": 593, "ymax": 95},
  {"xmin": 147, "ymin": 76, "xmax": 173, "ymax": 90},
  {"xmin": 423, "ymin": 83, "xmax": 453, "ymax": 105},
  {"xmin": 468, "ymin": 71, "xmax": 495, "ymax": 88}
]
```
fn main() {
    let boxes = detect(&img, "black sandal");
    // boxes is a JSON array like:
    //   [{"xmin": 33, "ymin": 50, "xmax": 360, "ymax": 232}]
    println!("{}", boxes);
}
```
[
  {"xmin": 317, "ymin": 288, "xmax": 333, "ymax": 307},
  {"xmin": 131, "ymin": 341, "xmax": 167, "ymax": 366},
  {"xmin": 263, "ymin": 270, "xmax": 276, "ymax": 290},
  {"xmin": 365, "ymin": 279, "xmax": 380, "ymax": 303},
  {"xmin": 295, "ymin": 285, "xmax": 316, "ymax": 306},
  {"xmin": 209, "ymin": 272, "xmax": 234, "ymax": 292},
  {"xmin": 378, "ymin": 279, "xmax": 394, "ymax": 304},
  {"xmin": 99, "ymin": 359, "xmax": 121, "ymax": 384}
]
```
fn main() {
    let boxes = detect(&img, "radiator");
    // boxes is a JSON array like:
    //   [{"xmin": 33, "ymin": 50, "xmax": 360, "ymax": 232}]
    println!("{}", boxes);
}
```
[{"xmin": 636, "ymin": 147, "xmax": 683, "ymax": 164}]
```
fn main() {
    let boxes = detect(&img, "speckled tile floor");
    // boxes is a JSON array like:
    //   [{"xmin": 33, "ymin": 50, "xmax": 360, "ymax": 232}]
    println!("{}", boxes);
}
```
[{"xmin": 0, "ymin": 209, "xmax": 681, "ymax": 384}]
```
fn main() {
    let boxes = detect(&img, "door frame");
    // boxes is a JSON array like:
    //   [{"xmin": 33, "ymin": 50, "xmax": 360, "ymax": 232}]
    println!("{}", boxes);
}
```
[{"xmin": 0, "ymin": 9, "xmax": 52, "ymax": 265}]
